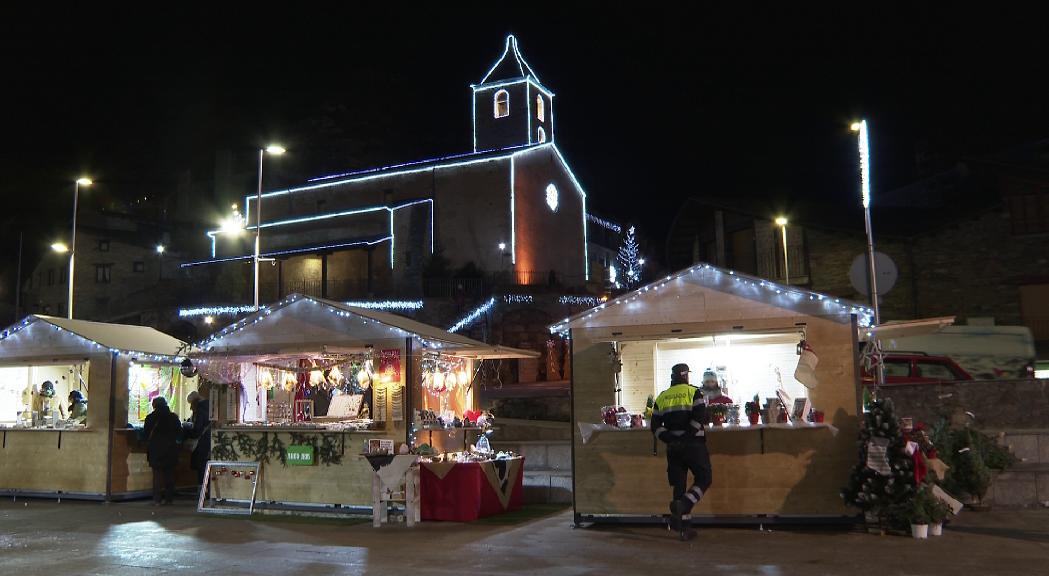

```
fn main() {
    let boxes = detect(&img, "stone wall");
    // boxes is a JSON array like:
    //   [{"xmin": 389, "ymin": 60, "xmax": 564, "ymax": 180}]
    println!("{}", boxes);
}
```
[{"xmin": 878, "ymin": 379, "xmax": 1049, "ymax": 429}]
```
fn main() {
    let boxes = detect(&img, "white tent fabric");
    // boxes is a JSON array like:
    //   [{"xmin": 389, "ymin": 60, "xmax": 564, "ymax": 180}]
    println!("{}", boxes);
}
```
[
  {"xmin": 0, "ymin": 315, "xmax": 187, "ymax": 360},
  {"xmin": 193, "ymin": 294, "xmax": 537, "ymax": 359}
]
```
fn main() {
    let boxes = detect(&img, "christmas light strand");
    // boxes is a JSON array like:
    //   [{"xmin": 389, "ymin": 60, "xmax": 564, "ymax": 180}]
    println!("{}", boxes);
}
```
[{"xmin": 548, "ymin": 263, "xmax": 876, "ymax": 334}]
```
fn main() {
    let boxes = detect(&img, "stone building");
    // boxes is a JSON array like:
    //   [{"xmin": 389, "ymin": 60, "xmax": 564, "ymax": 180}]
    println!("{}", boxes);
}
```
[{"xmin": 665, "ymin": 139, "xmax": 1049, "ymax": 357}]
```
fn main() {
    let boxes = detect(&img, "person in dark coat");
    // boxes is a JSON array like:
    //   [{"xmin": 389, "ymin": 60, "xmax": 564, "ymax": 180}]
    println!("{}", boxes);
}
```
[
  {"xmin": 143, "ymin": 396, "xmax": 181, "ymax": 505},
  {"xmin": 186, "ymin": 391, "xmax": 211, "ymax": 485}
]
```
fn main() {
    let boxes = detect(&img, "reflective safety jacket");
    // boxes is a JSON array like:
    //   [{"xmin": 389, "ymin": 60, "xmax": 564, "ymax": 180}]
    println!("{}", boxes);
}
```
[{"xmin": 651, "ymin": 383, "xmax": 707, "ymax": 444}]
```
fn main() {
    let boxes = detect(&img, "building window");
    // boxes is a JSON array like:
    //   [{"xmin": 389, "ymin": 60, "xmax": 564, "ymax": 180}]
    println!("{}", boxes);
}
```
[
  {"xmin": 493, "ymin": 90, "xmax": 509, "ymax": 118},
  {"xmin": 98, "ymin": 240, "xmax": 110, "ymax": 252},
  {"xmin": 536, "ymin": 94, "xmax": 544, "ymax": 121},
  {"xmin": 95, "ymin": 264, "xmax": 112, "ymax": 284},
  {"xmin": 545, "ymin": 183, "xmax": 559, "ymax": 212},
  {"xmin": 47, "ymin": 269, "xmax": 55, "ymax": 286},
  {"xmin": 537, "ymin": 127, "xmax": 546, "ymax": 143},
  {"xmin": 133, "ymin": 261, "xmax": 145, "ymax": 273},
  {"xmin": 1008, "ymin": 192, "xmax": 1049, "ymax": 235}
]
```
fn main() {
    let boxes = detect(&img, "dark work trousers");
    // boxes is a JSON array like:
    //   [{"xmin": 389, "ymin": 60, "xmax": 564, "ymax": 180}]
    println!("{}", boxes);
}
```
[
  {"xmin": 666, "ymin": 441, "xmax": 712, "ymax": 513},
  {"xmin": 152, "ymin": 466, "xmax": 175, "ymax": 503}
]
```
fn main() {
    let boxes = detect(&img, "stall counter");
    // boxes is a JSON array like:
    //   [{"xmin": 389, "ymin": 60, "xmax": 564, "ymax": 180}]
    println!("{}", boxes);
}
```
[{"xmin": 208, "ymin": 426, "xmax": 402, "ymax": 509}]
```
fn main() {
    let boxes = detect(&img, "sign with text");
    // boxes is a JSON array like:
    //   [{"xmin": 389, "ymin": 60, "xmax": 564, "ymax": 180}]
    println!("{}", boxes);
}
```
[{"xmin": 287, "ymin": 444, "xmax": 315, "ymax": 466}]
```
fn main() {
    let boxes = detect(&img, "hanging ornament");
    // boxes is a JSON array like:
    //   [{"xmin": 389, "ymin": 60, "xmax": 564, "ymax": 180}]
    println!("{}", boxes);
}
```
[
  {"xmin": 433, "ymin": 371, "xmax": 445, "ymax": 393},
  {"xmin": 357, "ymin": 369, "xmax": 372, "ymax": 390},
  {"xmin": 257, "ymin": 369, "xmax": 274, "ymax": 391},
  {"xmin": 446, "ymin": 371, "xmax": 458, "ymax": 391},
  {"xmin": 309, "ymin": 369, "xmax": 324, "ymax": 387},
  {"xmin": 282, "ymin": 372, "xmax": 297, "ymax": 392}
]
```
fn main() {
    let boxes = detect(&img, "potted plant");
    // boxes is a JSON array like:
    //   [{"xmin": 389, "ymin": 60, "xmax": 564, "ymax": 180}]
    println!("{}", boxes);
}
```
[
  {"xmin": 745, "ymin": 396, "xmax": 761, "ymax": 426},
  {"xmin": 908, "ymin": 488, "xmax": 934, "ymax": 539},
  {"xmin": 708, "ymin": 404, "xmax": 728, "ymax": 427},
  {"xmin": 928, "ymin": 498, "xmax": 950, "ymax": 536}
]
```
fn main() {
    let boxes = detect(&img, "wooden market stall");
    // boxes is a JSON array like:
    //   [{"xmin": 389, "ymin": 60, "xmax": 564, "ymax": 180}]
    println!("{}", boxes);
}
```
[
  {"xmin": 189, "ymin": 293, "xmax": 536, "ymax": 515},
  {"xmin": 554, "ymin": 263, "xmax": 875, "ymax": 525},
  {"xmin": 0, "ymin": 315, "xmax": 195, "ymax": 500}
]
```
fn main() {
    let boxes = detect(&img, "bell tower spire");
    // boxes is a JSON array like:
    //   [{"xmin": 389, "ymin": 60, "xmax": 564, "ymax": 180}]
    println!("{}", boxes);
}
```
[{"xmin": 471, "ymin": 35, "xmax": 555, "ymax": 152}]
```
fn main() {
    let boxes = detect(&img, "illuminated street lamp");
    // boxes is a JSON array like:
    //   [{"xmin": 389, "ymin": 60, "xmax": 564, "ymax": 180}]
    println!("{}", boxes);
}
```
[
  {"xmin": 51, "ymin": 242, "xmax": 69, "ymax": 253},
  {"xmin": 774, "ymin": 216, "xmax": 789, "ymax": 285},
  {"xmin": 155, "ymin": 245, "xmax": 165, "ymax": 254},
  {"xmin": 852, "ymin": 119, "xmax": 884, "ymax": 389},
  {"xmin": 66, "ymin": 177, "xmax": 92, "ymax": 319},
  {"xmin": 252, "ymin": 145, "xmax": 285, "ymax": 311}
]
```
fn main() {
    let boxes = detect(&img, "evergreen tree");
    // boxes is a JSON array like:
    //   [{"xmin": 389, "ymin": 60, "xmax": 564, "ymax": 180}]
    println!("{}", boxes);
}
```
[
  {"xmin": 617, "ymin": 226, "xmax": 641, "ymax": 288},
  {"xmin": 841, "ymin": 398, "xmax": 916, "ymax": 529}
]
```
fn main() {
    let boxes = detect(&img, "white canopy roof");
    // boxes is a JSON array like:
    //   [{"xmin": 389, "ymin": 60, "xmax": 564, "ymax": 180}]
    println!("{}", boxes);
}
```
[
  {"xmin": 0, "ymin": 315, "xmax": 188, "ymax": 361},
  {"xmin": 192, "ymin": 294, "xmax": 537, "ymax": 359},
  {"xmin": 550, "ymin": 263, "xmax": 875, "ymax": 333}
]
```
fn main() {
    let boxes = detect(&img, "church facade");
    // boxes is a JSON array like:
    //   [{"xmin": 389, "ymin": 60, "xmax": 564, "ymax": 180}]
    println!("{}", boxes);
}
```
[{"xmin": 186, "ymin": 36, "xmax": 599, "ymax": 301}]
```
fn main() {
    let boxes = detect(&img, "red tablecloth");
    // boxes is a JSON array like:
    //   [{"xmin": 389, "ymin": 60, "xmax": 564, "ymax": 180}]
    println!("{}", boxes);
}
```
[{"xmin": 420, "ymin": 457, "xmax": 524, "ymax": 521}]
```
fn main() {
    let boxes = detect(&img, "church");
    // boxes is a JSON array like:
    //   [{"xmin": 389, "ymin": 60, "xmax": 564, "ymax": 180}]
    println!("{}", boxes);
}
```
[{"xmin": 185, "ymin": 36, "xmax": 616, "ymax": 303}]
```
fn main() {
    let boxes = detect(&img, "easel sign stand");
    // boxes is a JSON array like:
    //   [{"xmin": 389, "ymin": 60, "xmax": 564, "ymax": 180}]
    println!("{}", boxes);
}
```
[
  {"xmin": 197, "ymin": 460, "xmax": 261, "ymax": 516},
  {"xmin": 362, "ymin": 454, "xmax": 420, "ymax": 527}
]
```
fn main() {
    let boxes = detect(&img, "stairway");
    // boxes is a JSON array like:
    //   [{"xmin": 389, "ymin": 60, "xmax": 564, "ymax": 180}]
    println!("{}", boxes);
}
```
[{"xmin": 985, "ymin": 430, "xmax": 1049, "ymax": 507}]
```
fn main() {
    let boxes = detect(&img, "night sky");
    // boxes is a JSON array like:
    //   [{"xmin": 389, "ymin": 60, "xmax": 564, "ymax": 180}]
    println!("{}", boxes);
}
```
[{"xmin": 2, "ymin": 4, "xmax": 1047, "ymax": 303}]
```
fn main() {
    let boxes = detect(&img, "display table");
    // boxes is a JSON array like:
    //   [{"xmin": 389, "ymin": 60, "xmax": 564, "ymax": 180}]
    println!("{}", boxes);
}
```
[
  {"xmin": 419, "ymin": 456, "xmax": 524, "ymax": 521},
  {"xmin": 578, "ymin": 421, "xmax": 839, "ymax": 445}
]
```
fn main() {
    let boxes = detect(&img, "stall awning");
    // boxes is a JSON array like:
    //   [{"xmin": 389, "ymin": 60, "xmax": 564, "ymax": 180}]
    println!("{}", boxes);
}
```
[
  {"xmin": 859, "ymin": 317, "xmax": 955, "ymax": 342},
  {"xmin": 0, "ymin": 315, "xmax": 188, "ymax": 361},
  {"xmin": 192, "ymin": 294, "xmax": 535, "ymax": 359}
]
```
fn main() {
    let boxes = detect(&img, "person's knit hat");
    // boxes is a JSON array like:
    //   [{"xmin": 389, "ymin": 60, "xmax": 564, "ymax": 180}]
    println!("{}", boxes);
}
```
[{"xmin": 671, "ymin": 363, "xmax": 691, "ymax": 383}]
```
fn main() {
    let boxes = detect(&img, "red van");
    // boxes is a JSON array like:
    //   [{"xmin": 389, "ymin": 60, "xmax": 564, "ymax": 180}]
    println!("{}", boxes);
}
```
[{"xmin": 862, "ymin": 352, "xmax": 974, "ymax": 386}]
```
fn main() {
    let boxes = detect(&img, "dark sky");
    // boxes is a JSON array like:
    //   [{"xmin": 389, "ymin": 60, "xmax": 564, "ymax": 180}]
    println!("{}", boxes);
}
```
[{"xmin": 2, "ymin": 4, "xmax": 1047, "ymax": 302}]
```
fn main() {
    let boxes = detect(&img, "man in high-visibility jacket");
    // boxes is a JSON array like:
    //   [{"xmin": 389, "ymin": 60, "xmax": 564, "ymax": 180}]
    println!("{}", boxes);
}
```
[{"xmin": 651, "ymin": 363, "xmax": 712, "ymax": 540}]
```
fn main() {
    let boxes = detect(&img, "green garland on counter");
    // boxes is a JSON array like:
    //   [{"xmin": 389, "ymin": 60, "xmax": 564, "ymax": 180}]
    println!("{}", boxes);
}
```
[{"xmin": 210, "ymin": 431, "xmax": 344, "ymax": 467}]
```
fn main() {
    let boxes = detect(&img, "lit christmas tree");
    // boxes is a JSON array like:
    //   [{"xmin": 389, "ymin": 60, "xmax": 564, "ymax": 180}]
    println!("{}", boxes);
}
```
[
  {"xmin": 841, "ymin": 398, "xmax": 916, "ymax": 530},
  {"xmin": 617, "ymin": 226, "xmax": 642, "ymax": 288}
]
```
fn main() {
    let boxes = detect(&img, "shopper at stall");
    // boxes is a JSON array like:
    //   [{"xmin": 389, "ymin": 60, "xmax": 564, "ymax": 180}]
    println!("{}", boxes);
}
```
[
  {"xmin": 62, "ymin": 390, "xmax": 88, "ymax": 422},
  {"xmin": 700, "ymin": 369, "xmax": 734, "ymax": 405},
  {"xmin": 186, "ymin": 391, "xmax": 211, "ymax": 485},
  {"xmin": 651, "ymin": 363, "xmax": 712, "ymax": 541},
  {"xmin": 144, "ymin": 397, "xmax": 180, "ymax": 505}
]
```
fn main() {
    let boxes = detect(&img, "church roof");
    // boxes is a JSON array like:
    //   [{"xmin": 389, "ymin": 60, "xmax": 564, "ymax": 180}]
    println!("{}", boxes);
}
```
[{"xmin": 478, "ymin": 35, "xmax": 543, "ymax": 86}]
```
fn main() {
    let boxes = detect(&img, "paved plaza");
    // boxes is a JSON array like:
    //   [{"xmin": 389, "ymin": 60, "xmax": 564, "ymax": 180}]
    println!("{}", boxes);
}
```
[{"xmin": 1, "ymin": 497, "xmax": 1047, "ymax": 575}]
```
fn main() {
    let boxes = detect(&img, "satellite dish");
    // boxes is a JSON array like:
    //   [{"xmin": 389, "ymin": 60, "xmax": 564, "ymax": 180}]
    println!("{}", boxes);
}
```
[{"xmin": 849, "ymin": 252, "xmax": 898, "ymax": 296}]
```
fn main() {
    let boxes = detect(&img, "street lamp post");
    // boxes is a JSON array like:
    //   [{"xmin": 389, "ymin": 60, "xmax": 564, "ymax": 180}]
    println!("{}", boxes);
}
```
[
  {"xmin": 852, "ymin": 119, "xmax": 884, "ymax": 388},
  {"xmin": 68, "ymin": 178, "xmax": 92, "ymax": 319},
  {"xmin": 254, "ymin": 145, "xmax": 285, "ymax": 311},
  {"xmin": 775, "ymin": 216, "xmax": 789, "ymax": 285}
]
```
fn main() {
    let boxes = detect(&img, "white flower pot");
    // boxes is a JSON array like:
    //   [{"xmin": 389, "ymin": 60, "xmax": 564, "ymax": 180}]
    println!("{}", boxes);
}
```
[
  {"xmin": 929, "ymin": 523, "xmax": 943, "ymax": 536},
  {"xmin": 911, "ymin": 524, "xmax": 929, "ymax": 539}
]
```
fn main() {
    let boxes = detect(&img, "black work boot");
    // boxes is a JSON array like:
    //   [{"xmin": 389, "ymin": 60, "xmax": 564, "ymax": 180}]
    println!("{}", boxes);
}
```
[{"xmin": 667, "ymin": 500, "xmax": 683, "ymax": 533}]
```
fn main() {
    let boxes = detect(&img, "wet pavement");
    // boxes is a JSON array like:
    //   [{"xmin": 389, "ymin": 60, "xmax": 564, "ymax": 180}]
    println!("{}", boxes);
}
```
[{"xmin": 1, "ymin": 496, "xmax": 1046, "ymax": 575}]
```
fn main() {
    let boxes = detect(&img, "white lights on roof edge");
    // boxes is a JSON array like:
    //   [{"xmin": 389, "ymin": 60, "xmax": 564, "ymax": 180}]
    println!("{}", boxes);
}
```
[
  {"xmin": 547, "ymin": 263, "xmax": 876, "ymax": 334},
  {"xmin": 587, "ymin": 214, "xmax": 622, "ymax": 234},
  {"xmin": 447, "ymin": 297, "xmax": 496, "ymax": 334},
  {"xmin": 196, "ymin": 295, "xmax": 447, "ymax": 352},
  {"xmin": 0, "ymin": 318, "xmax": 184, "ymax": 364}
]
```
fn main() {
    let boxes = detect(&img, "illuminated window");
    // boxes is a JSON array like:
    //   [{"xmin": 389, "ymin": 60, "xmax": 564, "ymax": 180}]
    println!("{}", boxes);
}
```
[
  {"xmin": 537, "ymin": 127, "xmax": 546, "ymax": 143},
  {"xmin": 536, "ymin": 94, "xmax": 544, "ymax": 121},
  {"xmin": 545, "ymin": 183, "xmax": 558, "ymax": 212},
  {"xmin": 494, "ymin": 90, "xmax": 509, "ymax": 118}
]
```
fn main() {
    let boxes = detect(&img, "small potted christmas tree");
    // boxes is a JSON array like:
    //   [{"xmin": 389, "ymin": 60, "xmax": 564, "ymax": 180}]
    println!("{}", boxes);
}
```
[
  {"xmin": 907, "ymin": 487, "xmax": 937, "ymax": 539},
  {"xmin": 745, "ymin": 395, "xmax": 761, "ymax": 426},
  {"xmin": 928, "ymin": 496, "xmax": 949, "ymax": 536}
]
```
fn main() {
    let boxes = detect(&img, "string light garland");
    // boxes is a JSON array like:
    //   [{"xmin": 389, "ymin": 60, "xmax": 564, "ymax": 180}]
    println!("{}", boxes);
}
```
[
  {"xmin": 447, "ymin": 297, "xmax": 496, "ymax": 334},
  {"xmin": 558, "ymin": 295, "xmax": 599, "ymax": 307},
  {"xmin": 503, "ymin": 295, "xmax": 533, "ymax": 304},
  {"xmin": 587, "ymin": 214, "xmax": 622, "ymax": 234},
  {"xmin": 193, "ymin": 294, "xmax": 456, "ymax": 353},
  {"xmin": 179, "ymin": 305, "xmax": 257, "ymax": 317},
  {"xmin": 548, "ymin": 263, "xmax": 876, "ymax": 334},
  {"xmin": 0, "ymin": 316, "xmax": 185, "ymax": 365}
]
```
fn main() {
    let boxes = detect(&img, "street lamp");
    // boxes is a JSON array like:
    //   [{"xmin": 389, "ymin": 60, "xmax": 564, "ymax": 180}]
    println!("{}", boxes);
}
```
[
  {"xmin": 774, "ymin": 216, "xmax": 789, "ymax": 285},
  {"xmin": 852, "ymin": 119, "xmax": 884, "ymax": 389},
  {"xmin": 67, "ymin": 177, "xmax": 92, "ymax": 319},
  {"xmin": 851, "ymin": 120, "xmax": 879, "ymax": 325},
  {"xmin": 253, "ymin": 145, "xmax": 285, "ymax": 311},
  {"xmin": 155, "ymin": 245, "xmax": 165, "ymax": 254},
  {"xmin": 51, "ymin": 242, "xmax": 69, "ymax": 253}
]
